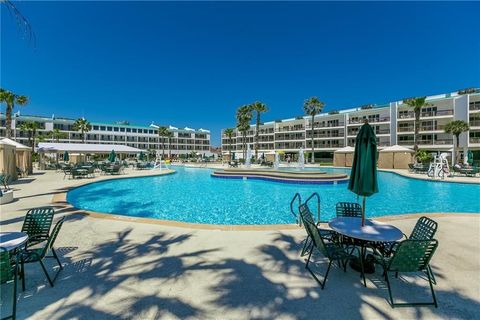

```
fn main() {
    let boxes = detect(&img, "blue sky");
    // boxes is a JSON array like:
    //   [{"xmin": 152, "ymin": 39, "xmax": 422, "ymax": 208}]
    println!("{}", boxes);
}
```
[{"xmin": 2, "ymin": 1, "xmax": 479, "ymax": 146}]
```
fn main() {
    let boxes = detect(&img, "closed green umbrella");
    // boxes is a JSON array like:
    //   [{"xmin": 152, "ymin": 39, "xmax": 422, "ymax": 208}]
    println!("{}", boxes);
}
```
[
  {"xmin": 63, "ymin": 151, "xmax": 69, "ymax": 162},
  {"xmin": 139, "ymin": 152, "xmax": 145, "ymax": 161},
  {"xmin": 108, "ymin": 150, "xmax": 116, "ymax": 162},
  {"xmin": 467, "ymin": 150, "xmax": 474, "ymax": 166},
  {"xmin": 348, "ymin": 121, "xmax": 379, "ymax": 226}
]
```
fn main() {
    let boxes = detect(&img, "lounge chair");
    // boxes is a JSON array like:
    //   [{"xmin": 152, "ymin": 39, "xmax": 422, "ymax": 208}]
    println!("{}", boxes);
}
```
[
  {"xmin": 299, "ymin": 203, "xmax": 366, "ymax": 289},
  {"xmin": 374, "ymin": 239, "xmax": 439, "ymax": 308},
  {"xmin": 0, "ymin": 248, "xmax": 20, "ymax": 320},
  {"xmin": 20, "ymin": 217, "xmax": 65, "ymax": 290},
  {"xmin": 21, "ymin": 207, "xmax": 55, "ymax": 247}
]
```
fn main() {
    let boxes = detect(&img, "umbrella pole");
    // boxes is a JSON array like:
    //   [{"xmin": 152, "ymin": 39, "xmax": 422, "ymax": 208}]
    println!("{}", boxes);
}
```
[{"xmin": 361, "ymin": 196, "xmax": 366, "ymax": 227}]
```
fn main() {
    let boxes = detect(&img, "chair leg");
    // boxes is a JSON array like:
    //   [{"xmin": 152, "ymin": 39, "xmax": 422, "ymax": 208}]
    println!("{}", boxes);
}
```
[
  {"xmin": 21, "ymin": 262, "xmax": 25, "ymax": 292},
  {"xmin": 427, "ymin": 268, "xmax": 438, "ymax": 308},
  {"xmin": 12, "ymin": 264, "xmax": 18, "ymax": 320},
  {"xmin": 301, "ymin": 236, "xmax": 312, "ymax": 257},
  {"xmin": 51, "ymin": 248, "xmax": 63, "ymax": 270},
  {"xmin": 358, "ymin": 255, "xmax": 366, "ymax": 287},
  {"xmin": 321, "ymin": 260, "xmax": 333, "ymax": 290},
  {"xmin": 385, "ymin": 272, "xmax": 395, "ymax": 308},
  {"xmin": 305, "ymin": 248, "xmax": 313, "ymax": 268},
  {"xmin": 427, "ymin": 265, "xmax": 436, "ymax": 285},
  {"xmin": 38, "ymin": 260, "xmax": 54, "ymax": 287}
]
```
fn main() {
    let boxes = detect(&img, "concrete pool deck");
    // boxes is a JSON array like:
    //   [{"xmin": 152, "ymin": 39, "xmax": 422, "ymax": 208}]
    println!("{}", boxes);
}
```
[{"xmin": 1, "ymin": 169, "xmax": 479, "ymax": 319}]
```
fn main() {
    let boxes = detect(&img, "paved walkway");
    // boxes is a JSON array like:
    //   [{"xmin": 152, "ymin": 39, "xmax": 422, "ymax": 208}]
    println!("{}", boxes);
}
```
[{"xmin": 1, "ymin": 169, "xmax": 479, "ymax": 319}]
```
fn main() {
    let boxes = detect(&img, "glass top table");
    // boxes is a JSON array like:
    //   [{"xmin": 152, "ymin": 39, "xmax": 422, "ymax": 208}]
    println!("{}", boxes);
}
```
[{"xmin": 328, "ymin": 217, "xmax": 403, "ymax": 242}]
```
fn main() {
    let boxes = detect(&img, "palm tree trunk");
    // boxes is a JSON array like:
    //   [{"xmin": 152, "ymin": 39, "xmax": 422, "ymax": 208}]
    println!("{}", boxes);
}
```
[
  {"xmin": 5, "ymin": 105, "xmax": 13, "ymax": 138},
  {"xmin": 414, "ymin": 110, "xmax": 420, "ymax": 152},
  {"xmin": 32, "ymin": 129, "xmax": 36, "ymax": 153},
  {"xmin": 311, "ymin": 115, "xmax": 315, "ymax": 163},
  {"xmin": 229, "ymin": 140, "xmax": 232, "ymax": 161},
  {"xmin": 255, "ymin": 111, "xmax": 260, "ymax": 159},
  {"xmin": 168, "ymin": 139, "xmax": 171, "ymax": 159},
  {"xmin": 243, "ymin": 132, "xmax": 247, "ymax": 160},
  {"xmin": 162, "ymin": 140, "xmax": 165, "ymax": 157},
  {"xmin": 455, "ymin": 134, "xmax": 460, "ymax": 164}
]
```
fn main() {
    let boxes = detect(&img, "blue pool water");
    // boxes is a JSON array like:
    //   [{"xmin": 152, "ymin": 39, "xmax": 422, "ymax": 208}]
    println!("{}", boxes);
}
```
[{"xmin": 67, "ymin": 166, "xmax": 480, "ymax": 225}]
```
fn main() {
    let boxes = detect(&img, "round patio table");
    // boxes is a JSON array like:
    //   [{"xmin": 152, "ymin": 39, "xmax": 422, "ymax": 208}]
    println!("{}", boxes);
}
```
[
  {"xmin": 0, "ymin": 232, "xmax": 29, "ymax": 251},
  {"xmin": 329, "ymin": 217, "xmax": 403, "ymax": 273},
  {"xmin": 329, "ymin": 217, "xmax": 403, "ymax": 243}
]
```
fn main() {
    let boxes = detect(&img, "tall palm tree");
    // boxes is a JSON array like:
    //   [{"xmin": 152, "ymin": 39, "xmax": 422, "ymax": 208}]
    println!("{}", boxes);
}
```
[
  {"xmin": 0, "ymin": 88, "xmax": 28, "ymax": 138},
  {"xmin": 18, "ymin": 121, "xmax": 40, "ymax": 153},
  {"xmin": 73, "ymin": 118, "xmax": 91, "ymax": 143},
  {"xmin": 157, "ymin": 126, "xmax": 169, "ymax": 157},
  {"xmin": 250, "ymin": 101, "xmax": 268, "ymax": 159},
  {"xmin": 402, "ymin": 97, "xmax": 432, "ymax": 152},
  {"xmin": 303, "ymin": 97, "xmax": 325, "ymax": 163},
  {"xmin": 224, "ymin": 128, "xmax": 235, "ymax": 160},
  {"xmin": 236, "ymin": 105, "xmax": 253, "ymax": 160},
  {"xmin": 166, "ymin": 130, "xmax": 174, "ymax": 159},
  {"xmin": 444, "ymin": 120, "xmax": 470, "ymax": 164}
]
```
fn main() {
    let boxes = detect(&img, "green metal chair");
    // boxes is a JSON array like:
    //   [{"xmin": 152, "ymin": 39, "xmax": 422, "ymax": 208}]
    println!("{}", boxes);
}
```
[
  {"xmin": 1, "ymin": 248, "xmax": 19, "ymax": 320},
  {"xmin": 20, "ymin": 217, "xmax": 65, "ymax": 291},
  {"xmin": 21, "ymin": 207, "xmax": 55, "ymax": 247},
  {"xmin": 300, "ymin": 203, "xmax": 366, "ymax": 289},
  {"xmin": 378, "ymin": 216, "xmax": 438, "ymax": 284},
  {"xmin": 375, "ymin": 239, "xmax": 439, "ymax": 308},
  {"xmin": 336, "ymin": 202, "xmax": 362, "ymax": 218}
]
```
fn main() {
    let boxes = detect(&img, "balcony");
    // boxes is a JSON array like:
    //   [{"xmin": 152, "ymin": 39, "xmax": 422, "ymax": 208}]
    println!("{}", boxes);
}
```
[
  {"xmin": 306, "ymin": 133, "xmax": 342, "ymax": 139},
  {"xmin": 470, "ymin": 137, "xmax": 480, "ymax": 144},
  {"xmin": 398, "ymin": 110, "xmax": 453, "ymax": 119},
  {"xmin": 276, "ymin": 126, "xmax": 305, "ymax": 132},
  {"xmin": 306, "ymin": 122, "xmax": 345, "ymax": 129},
  {"xmin": 348, "ymin": 117, "xmax": 390, "ymax": 124},
  {"xmin": 469, "ymin": 103, "xmax": 480, "ymax": 111},
  {"xmin": 469, "ymin": 120, "xmax": 480, "ymax": 127}
]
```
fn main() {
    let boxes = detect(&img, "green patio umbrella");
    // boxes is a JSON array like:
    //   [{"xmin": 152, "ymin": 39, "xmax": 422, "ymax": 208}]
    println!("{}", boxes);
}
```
[
  {"xmin": 63, "ymin": 151, "xmax": 69, "ymax": 162},
  {"xmin": 348, "ymin": 121, "xmax": 379, "ymax": 226},
  {"xmin": 108, "ymin": 150, "xmax": 116, "ymax": 162},
  {"xmin": 467, "ymin": 150, "xmax": 474, "ymax": 166},
  {"xmin": 139, "ymin": 152, "xmax": 145, "ymax": 161}
]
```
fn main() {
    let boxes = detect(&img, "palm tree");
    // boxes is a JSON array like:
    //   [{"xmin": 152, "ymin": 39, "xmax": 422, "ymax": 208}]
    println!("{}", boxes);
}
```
[
  {"xmin": 73, "ymin": 118, "xmax": 91, "ymax": 143},
  {"xmin": 1, "ymin": 1, "xmax": 35, "ymax": 44},
  {"xmin": 49, "ymin": 128, "xmax": 67, "ymax": 142},
  {"xmin": 166, "ymin": 130, "xmax": 174, "ymax": 159},
  {"xmin": 250, "ymin": 101, "xmax": 268, "ymax": 159},
  {"xmin": 18, "ymin": 121, "xmax": 40, "ymax": 152},
  {"xmin": 444, "ymin": 120, "xmax": 470, "ymax": 164},
  {"xmin": 224, "ymin": 128, "xmax": 235, "ymax": 161},
  {"xmin": 49, "ymin": 128, "xmax": 67, "ymax": 163},
  {"xmin": 0, "ymin": 88, "xmax": 28, "ymax": 138},
  {"xmin": 402, "ymin": 97, "xmax": 432, "ymax": 152},
  {"xmin": 157, "ymin": 126, "xmax": 169, "ymax": 157},
  {"xmin": 236, "ymin": 105, "xmax": 253, "ymax": 160},
  {"xmin": 303, "ymin": 97, "xmax": 325, "ymax": 163}
]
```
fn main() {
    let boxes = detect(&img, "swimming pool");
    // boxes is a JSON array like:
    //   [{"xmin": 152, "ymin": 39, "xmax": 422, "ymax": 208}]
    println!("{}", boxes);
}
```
[{"xmin": 67, "ymin": 166, "xmax": 480, "ymax": 225}]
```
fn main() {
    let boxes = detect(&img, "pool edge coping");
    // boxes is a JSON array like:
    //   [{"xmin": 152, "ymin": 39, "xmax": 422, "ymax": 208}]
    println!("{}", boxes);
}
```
[{"xmin": 52, "ymin": 170, "xmax": 478, "ymax": 230}]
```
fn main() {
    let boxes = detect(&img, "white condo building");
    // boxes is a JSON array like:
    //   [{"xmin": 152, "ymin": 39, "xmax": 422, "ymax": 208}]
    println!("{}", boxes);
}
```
[
  {"xmin": 221, "ymin": 89, "xmax": 480, "ymax": 158},
  {"xmin": 0, "ymin": 114, "xmax": 212, "ymax": 156}
]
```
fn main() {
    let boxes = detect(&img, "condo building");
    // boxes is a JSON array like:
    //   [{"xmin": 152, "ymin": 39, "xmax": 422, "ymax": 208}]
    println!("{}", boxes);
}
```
[
  {"xmin": 0, "ymin": 114, "xmax": 212, "ymax": 156},
  {"xmin": 221, "ymin": 89, "xmax": 480, "ymax": 158}
]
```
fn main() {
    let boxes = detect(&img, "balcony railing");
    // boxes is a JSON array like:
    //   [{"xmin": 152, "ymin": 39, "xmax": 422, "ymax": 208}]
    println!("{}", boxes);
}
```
[
  {"xmin": 348, "ymin": 117, "xmax": 390, "ymax": 124},
  {"xmin": 470, "ymin": 137, "xmax": 480, "ymax": 144},
  {"xmin": 306, "ymin": 123, "xmax": 345, "ymax": 129},
  {"xmin": 398, "ymin": 110, "xmax": 454, "ymax": 119},
  {"xmin": 469, "ymin": 103, "xmax": 480, "ymax": 111},
  {"xmin": 306, "ymin": 133, "xmax": 342, "ymax": 138},
  {"xmin": 276, "ymin": 127, "xmax": 305, "ymax": 132},
  {"xmin": 469, "ymin": 120, "xmax": 480, "ymax": 127}
]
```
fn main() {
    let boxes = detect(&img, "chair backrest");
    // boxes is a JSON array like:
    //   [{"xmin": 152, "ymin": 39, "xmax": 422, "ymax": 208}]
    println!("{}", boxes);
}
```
[
  {"xmin": 21, "ymin": 207, "xmax": 55, "ymax": 240},
  {"xmin": 409, "ymin": 216, "xmax": 438, "ymax": 240},
  {"xmin": 299, "ymin": 204, "xmax": 329, "ymax": 258},
  {"xmin": 388, "ymin": 239, "xmax": 438, "ymax": 272},
  {"xmin": 336, "ymin": 202, "xmax": 362, "ymax": 218},
  {"xmin": 0, "ymin": 248, "xmax": 15, "ymax": 284},
  {"xmin": 37, "ymin": 217, "xmax": 66, "ymax": 258}
]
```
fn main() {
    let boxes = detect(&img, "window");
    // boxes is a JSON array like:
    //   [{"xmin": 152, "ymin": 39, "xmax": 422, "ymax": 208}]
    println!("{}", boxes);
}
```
[
  {"xmin": 107, "ymin": 127, "xmax": 112, "ymax": 131},
  {"xmin": 132, "ymin": 128, "xmax": 137, "ymax": 133},
  {"xmin": 93, "ymin": 125, "xmax": 99, "ymax": 130},
  {"xmin": 100, "ymin": 126, "xmax": 106, "ymax": 131},
  {"xmin": 114, "ymin": 127, "xmax": 119, "ymax": 132},
  {"xmin": 126, "ymin": 128, "xmax": 131, "ymax": 133},
  {"xmin": 120, "ymin": 127, "xmax": 125, "ymax": 132}
]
